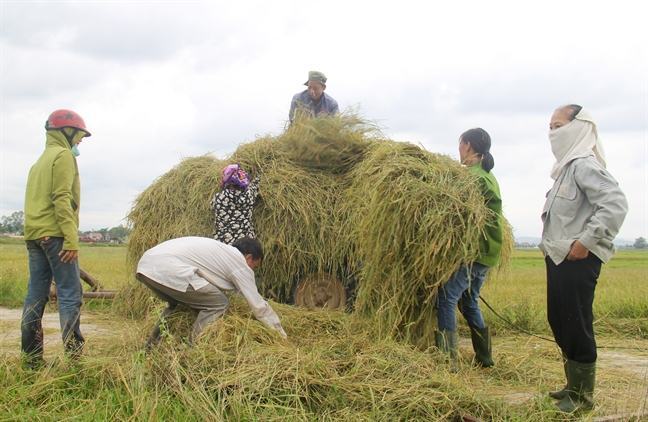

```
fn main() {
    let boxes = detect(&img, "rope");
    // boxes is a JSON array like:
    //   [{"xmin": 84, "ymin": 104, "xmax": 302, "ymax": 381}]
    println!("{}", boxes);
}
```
[
  {"xmin": 479, "ymin": 295, "xmax": 646, "ymax": 351},
  {"xmin": 478, "ymin": 295, "xmax": 555, "ymax": 343}
]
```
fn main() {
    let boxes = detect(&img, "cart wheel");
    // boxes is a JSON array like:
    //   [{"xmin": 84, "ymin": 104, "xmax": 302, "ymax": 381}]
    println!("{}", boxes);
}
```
[{"xmin": 294, "ymin": 273, "xmax": 346, "ymax": 310}]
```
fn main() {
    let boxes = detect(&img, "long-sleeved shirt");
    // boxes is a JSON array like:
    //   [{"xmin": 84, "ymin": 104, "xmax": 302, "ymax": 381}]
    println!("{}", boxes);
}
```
[
  {"xmin": 289, "ymin": 90, "xmax": 339, "ymax": 123},
  {"xmin": 468, "ymin": 164, "xmax": 503, "ymax": 268},
  {"xmin": 539, "ymin": 156, "xmax": 628, "ymax": 265},
  {"xmin": 211, "ymin": 177, "xmax": 259, "ymax": 244},
  {"xmin": 24, "ymin": 130, "xmax": 80, "ymax": 250},
  {"xmin": 136, "ymin": 236, "xmax": 285, "ymax": 335}
]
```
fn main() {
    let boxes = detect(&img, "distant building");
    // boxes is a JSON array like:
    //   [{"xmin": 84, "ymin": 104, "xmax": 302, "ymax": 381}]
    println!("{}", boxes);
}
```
[
  {"xmin": 79, "ymin": 232, "xmax": 104, "ymax": 243},
  {"xmin": 514, "ymin": 242, "xmax": 538, "ymax": 249}
]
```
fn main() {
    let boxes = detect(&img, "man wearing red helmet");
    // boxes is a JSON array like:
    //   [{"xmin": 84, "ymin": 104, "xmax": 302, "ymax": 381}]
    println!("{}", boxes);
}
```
[{"xmin": 21, "ymin": 109, "xmax": 91, "ymax": 368}]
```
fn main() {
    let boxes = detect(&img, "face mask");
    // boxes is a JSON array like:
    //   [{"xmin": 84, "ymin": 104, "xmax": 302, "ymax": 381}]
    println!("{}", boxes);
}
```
[
  {"xmin": 547, "ymin": 120, "xmax": 576, "ymax": 160},
  {"xmin": 71, "ymin": 145, "xmax": 80, "ymax": 157}
]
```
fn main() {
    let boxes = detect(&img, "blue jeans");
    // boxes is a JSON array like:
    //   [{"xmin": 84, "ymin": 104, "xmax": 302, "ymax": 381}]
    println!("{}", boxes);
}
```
[
  {"xmin": 437, "ymin": 263, "xmax": 489, "ymax": 331},
  {"xmin": 21, "ymin": 237, "xmax": 84, "ymax": 359}
]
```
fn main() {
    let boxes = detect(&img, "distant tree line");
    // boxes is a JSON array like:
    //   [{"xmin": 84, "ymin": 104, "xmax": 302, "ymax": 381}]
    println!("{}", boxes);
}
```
[
  {"xmin": 515, "ymin": 237, "xmax": 648, "ymax": 249},
  {"xmin": 0, "ymin": 211, "xmax": 24, "ymax": 234},
  {"xmin": 1, "ymin": 210, "xmax": 645, "ymax": 248},
  {"xmin": 0, "ymin": 211, "xmax": 130, "ymax": 242},
  {"xmin": 634, "ymin": 237, "xmax": 648, "ymax": 249}
]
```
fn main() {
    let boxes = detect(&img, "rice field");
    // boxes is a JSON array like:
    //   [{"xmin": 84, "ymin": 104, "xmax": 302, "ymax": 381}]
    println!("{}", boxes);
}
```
[
  {"xmin": 0, "ymin": 237, "xmax": 129, "ymax": 308},
  {"xmin": 1, "ymin": 238, "xmax": 647, "ymax": 420}
]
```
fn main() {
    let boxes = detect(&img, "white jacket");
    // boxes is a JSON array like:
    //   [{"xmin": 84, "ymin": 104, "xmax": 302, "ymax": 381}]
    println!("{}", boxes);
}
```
[
  {"xmin": 540, "ymin": 157, "xmax": 628, "ymax": 265},
  {"xmin": 137, "ymin": 236, "xmax": 286, "ymax": 338}
]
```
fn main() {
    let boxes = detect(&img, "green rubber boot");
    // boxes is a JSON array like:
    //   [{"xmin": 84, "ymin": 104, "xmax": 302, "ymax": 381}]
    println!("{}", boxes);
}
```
[
  {"xmin": 557, "ymin": 360, "xmax": 595, "ymax": 413},
  {"xmin": 469, "ymin": 325, "xmax": 494, "ymax": 368},
  {"xmin": 435, "ymin": 329, "xmax": 459, "ymax": 372},
  {"xmin": 549, "ymin": 353, "xmax": 569, "ymax": 400}
]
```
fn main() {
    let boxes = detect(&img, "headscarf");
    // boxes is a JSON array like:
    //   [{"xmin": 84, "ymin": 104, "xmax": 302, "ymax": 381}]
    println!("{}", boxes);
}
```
[
  {"xmin": 548, "ymin": 108, "xmax": 606, "ymax": 180},
  {"xmin": 221, "ymin": 164, "xmax": 250, "ymax": 189}
]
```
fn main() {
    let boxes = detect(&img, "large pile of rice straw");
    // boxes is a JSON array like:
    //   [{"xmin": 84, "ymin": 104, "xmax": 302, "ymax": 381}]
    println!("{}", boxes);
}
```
[
  {"xmin": 121, "ymin": 115, "xmax": 512, "ymax": 347},
  {"xmin": 139, "ymin": 297, "xmax": 511, "ymax": 420}
]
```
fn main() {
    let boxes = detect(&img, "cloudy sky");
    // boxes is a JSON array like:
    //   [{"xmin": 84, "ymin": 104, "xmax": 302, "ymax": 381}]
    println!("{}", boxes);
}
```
[{"xmin": 1, "ymin": 0, "xmax": 646, "ymax": 241}]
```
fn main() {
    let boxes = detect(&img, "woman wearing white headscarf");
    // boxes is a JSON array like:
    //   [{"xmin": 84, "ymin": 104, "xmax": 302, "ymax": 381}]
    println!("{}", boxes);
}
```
[{"xmin": 540, "ymin": 104, "xmax": 628, "ymax": 413}]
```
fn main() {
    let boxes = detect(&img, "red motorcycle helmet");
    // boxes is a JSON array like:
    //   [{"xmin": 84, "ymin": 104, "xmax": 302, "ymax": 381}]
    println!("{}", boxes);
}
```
[{"xmin": 45, "ymin": 109, "xmax": 91, "ymax": 136}]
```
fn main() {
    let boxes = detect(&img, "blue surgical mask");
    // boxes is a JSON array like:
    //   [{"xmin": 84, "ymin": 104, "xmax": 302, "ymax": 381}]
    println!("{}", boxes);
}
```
[{"xmin": 71, "ymin": 145, "xmax": 80, "ymax": 157}]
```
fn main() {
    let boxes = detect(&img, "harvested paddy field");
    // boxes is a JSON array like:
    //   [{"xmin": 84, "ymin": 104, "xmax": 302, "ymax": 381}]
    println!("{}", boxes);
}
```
[
  {"xmin": 1, "ymin": 301, "xmax": 647, "ymax": 421},
  {"xmin": 1, "ymin": 242, "xmax": 647, "ymax": 420},
  {"xmin": 2, "ymin": 117, "xmax": 646, "ymax": 420}
]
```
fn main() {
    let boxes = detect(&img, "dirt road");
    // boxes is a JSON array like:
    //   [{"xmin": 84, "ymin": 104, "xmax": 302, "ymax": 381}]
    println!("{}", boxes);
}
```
[{"xmin": 0, "ymin": 306, "xmax": 115, "ymax": 356}]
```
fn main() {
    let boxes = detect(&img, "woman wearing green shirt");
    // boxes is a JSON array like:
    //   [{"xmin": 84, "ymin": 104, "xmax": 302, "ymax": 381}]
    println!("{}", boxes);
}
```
[{"xmin": 435, "ymin": 128, "xmax": 503, "ymax": 369}]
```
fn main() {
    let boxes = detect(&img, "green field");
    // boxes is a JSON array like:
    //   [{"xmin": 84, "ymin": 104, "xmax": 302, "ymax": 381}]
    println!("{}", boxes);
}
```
[
  {"xmin": 0, "ymin": 237, "xmax": 130, "ymax": 308},
  {"xmin": 483, "ymin": 248, "xmax": 648, "ymax": 338},
  {"xmin": 1, "ymin": 238, "xmax": 647, "ymax": 420},
  {"xmin": 2, "ymin": 238, "xmax": 645, "ymax": 337}
]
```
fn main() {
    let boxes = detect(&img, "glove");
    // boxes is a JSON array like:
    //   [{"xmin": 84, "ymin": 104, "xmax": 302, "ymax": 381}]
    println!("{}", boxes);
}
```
[
  {"xmin": 273, "ymin": 322, "xmax": 288, "ymax": 339},
  {"xmin": 258, "ymin": 311, "xmax": 288, "ymax": 339}
]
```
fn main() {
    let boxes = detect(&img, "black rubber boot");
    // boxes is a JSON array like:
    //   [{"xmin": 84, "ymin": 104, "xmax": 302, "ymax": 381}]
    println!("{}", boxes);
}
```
[
  {"xmin": 557, "ymin": 360, "xmax": 595, "ymax": 413},
  {"xmin": 435, "ymin": 329, "xmax": 459, "ymax": 372},
  {"xmin": 469, "ymin": 325, "xmax": 494, "ymax": 368},
  {"xmin": 549, "ymin": 353, "xmax": 569, "ymax": 400},
  {"xmin": 21, "ymin": 353, "xmax": 46, "ymax": 371}
]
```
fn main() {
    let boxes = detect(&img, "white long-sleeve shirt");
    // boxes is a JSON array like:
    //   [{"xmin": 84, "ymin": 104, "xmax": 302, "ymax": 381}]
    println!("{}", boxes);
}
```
[{"xmin": 136, "ymin": 236, "xmax": 285, "ymax": 336}]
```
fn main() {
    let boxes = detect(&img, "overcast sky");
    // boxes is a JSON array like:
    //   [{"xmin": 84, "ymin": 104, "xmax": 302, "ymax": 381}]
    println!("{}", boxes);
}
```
[{"xmin": 1, "ymin": 0, "xmax": 646, "ymax": 241}]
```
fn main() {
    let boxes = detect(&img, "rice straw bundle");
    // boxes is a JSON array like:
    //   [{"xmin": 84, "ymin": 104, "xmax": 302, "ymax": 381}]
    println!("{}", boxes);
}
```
[
  {"xmin": 126, "ymin": 155, "xmax": 225, "ymax": 271},
  {"xmin": 145, "ymin": 298, "xmax": 504, "ymax": 420},
  {"xmin": 341, "ymin": 141, "xmax": 490, "ymax": 347},
  {"xmin": 271, "ymin": 114, "xmax": 374, "ymax": 173},
  {"xmin": 123, "ymin": 115, "xmax": 511, "ymax": 346},
  {"xmin": 242, "ymin": 163, "xmax": 347, "ymax": 301}
]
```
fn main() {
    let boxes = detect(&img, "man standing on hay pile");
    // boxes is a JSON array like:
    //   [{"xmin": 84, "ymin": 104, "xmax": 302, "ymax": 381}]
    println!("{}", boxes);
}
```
[
  {"xmin": 542, "ymin": 105, "xmax": 627, "ymax": 413},
  {"xmin": 289, "ymin": 70, "xmax": 339, "ymax": 124},
  {"xmin": 136, "ymin": 236, "xmax": 287, "ymax": 347},
  {"xmin": 21, "ymin": 109, "xmax": 92, "ymax": 369}
]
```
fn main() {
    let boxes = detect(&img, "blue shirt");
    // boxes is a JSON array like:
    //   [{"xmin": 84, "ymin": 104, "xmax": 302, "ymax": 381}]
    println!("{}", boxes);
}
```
[{"xmin": 289, "ymin": 90, "xmax": 339, "ymax": 123}]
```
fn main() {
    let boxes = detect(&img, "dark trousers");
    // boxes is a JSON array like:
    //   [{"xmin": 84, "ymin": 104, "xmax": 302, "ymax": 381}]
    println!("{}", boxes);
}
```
[{"xmin": 546, "ymin": 255, "xmax": 601, "ymax": 363}]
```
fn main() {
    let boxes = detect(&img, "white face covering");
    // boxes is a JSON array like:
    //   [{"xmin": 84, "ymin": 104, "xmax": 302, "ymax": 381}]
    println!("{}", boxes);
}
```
[{"xmin": 548, "ymin": 108, "xmax": 606, "ymax": 180}]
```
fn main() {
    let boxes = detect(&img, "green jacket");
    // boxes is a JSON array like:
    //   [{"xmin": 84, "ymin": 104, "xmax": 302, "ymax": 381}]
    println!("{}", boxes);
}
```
[
  {"xmin": 469, "ymin": 164, "xmax": 503, "ymax": 267},
  {"xmin": 24, "ymin": 131, "xmax": 80, "ymax": 250}
]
